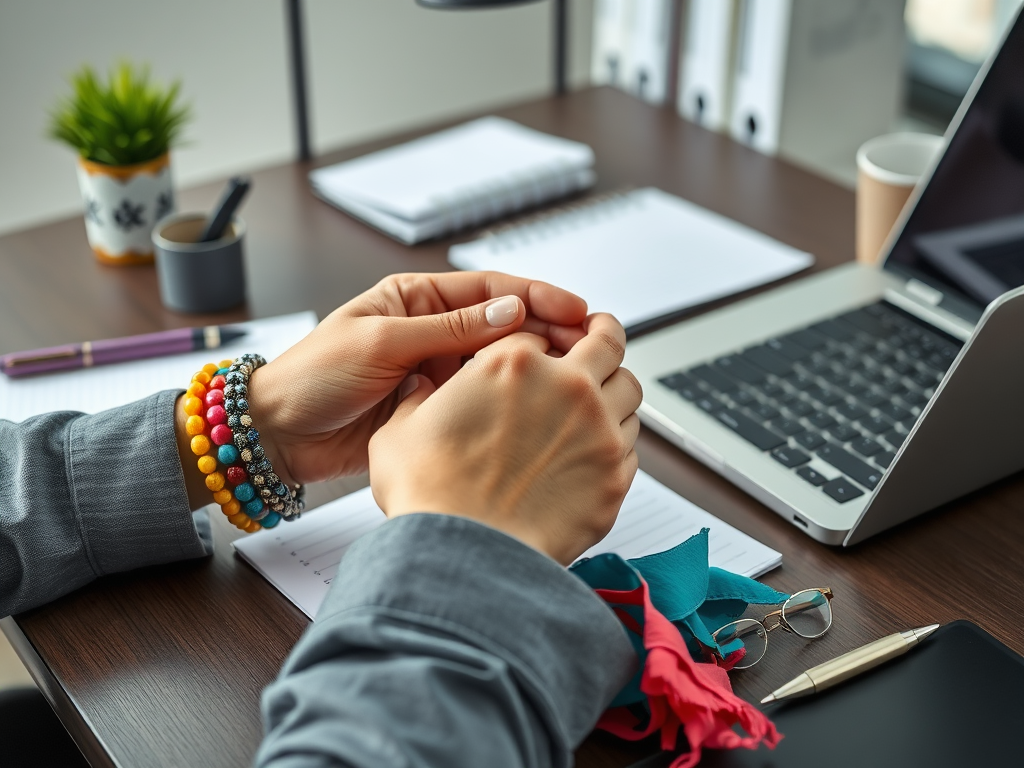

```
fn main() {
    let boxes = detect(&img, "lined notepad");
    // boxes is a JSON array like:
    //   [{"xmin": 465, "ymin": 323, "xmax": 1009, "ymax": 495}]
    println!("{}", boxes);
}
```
[
  {"xmin": 234, "ymin": 470, "xmax": 781, "ymax": 619},
  {"xmin": 448, "ymin": 187, "xmax": 813, "ymax": 333},
  {"xmin": 309, "ymin": 117, "xmax": 595, "ymax": 244},
  {"xmin": 0, "ymin": 313, "xmax": 318, "ymax": 422}
]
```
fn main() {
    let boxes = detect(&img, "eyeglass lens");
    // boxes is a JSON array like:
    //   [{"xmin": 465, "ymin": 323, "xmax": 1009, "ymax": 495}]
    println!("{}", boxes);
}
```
[
  {"xmin": 783, "ymin": 589, "xmax": 832, "ymax": 638},
  {"xmin": 713, "ymin": 618, "xmax": 767, "ymax": 670}
]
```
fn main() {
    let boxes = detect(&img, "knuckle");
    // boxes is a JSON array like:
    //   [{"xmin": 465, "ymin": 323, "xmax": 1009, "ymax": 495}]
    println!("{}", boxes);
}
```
[
  {"xmin": 436, "ymin": 309, "xmax": 473, "ymax": 343},
  {"xmin": 620, "ymin": 367, "xmax": 644, "ymax": 404},
  {"xmin": 595, "ymin": 331, "xmax": 625, "ymax": 362}
]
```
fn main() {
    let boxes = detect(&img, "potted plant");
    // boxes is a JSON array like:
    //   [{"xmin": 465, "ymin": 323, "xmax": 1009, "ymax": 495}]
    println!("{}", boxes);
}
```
[{"xmin": 49, "ymin": 62, "xmax": 191, "ymax": 265}]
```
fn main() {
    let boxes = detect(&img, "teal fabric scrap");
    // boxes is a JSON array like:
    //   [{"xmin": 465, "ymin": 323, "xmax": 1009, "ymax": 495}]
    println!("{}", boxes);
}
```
[{"xmin": 571, "ymin": 528, "xmax": 788, "ymax": 708}]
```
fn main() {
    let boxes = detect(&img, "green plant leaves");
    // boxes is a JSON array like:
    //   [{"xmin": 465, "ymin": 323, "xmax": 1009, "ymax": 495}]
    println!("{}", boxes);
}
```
[{"xmin": 49, "ymin": 62, "xmax": 192, "ymax": 166}]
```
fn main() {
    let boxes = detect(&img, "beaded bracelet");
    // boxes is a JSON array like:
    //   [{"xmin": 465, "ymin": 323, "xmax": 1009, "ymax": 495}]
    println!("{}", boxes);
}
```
[
  {"xmin": 181, "ymin": 356, "xmax": 302, "ymax": 532},
  {"xmin": 223, "ymin": 354, "xmax": 305, "ymax": 520}
]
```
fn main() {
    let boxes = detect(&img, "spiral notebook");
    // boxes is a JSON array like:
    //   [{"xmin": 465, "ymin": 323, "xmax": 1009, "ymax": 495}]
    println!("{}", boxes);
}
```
[
  {"xmin": 233, "ymin": 471, "xmax": 782, "ymax": 619},
  {"xmin": 448, "ymin": 187, "xmax": 814, "ymax": 333},
  {"xmin": 309, "ymin": 117, "xmax": 595, "ymax": 244}
]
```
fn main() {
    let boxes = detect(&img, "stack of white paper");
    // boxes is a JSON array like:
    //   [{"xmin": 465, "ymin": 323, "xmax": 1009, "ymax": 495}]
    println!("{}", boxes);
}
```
[
  {"xmin": 309, "ymin": 117, "xmax": 595, "ymax": 245},
  {"xmin": 233, "ymin": 470, "xmax": 782, "ymax": 619}
]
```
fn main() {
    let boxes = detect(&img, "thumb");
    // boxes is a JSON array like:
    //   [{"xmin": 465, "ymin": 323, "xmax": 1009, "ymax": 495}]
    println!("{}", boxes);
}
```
[{"xmin": 386, "ymin": 295, "xmax": 525, "ymax": 367}]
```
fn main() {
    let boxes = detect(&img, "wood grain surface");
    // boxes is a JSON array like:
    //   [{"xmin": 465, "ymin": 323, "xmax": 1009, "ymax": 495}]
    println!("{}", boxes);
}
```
[{"xmin": 2, "ymin": 87, "xmax": 1020, "ymax": 768}]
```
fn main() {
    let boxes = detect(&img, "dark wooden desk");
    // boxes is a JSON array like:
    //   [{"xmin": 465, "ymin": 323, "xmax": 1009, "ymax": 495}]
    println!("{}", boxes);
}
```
[{"xmin": 2, "ymin": 87, "xmax": 1022, "ymax": 768}]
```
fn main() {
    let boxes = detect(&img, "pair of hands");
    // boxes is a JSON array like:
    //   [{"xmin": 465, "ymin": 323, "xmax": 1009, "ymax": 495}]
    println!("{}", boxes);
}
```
[{"xmin": 179, "ymin": 272, "xmax": 642, "ymax": 564}]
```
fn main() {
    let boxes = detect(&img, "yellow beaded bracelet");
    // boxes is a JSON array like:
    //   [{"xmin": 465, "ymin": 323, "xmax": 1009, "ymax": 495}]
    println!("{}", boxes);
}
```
[{"xmin": 181, "ymin": 360, "xmax": 265, "ymax": 533}]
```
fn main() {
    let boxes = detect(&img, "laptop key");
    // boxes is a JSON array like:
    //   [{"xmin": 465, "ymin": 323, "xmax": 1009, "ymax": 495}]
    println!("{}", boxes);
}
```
[
  {"xmin": 796, "ymin": 466, "xmax": 829, "ymax": 486},
  {"xmin": 850, "ymin": 437, "xmax": 883, "ymax": 457},
  {"xmin": 770, "ymin": 418, "xmax": 805, "ymax": 436},
  {"xmin": 835, "ymin": 402, "xmax": 867, "ymax": 421},
  {"xmin": 822, "ymin": 476, "xmax": 866, "ymax": 503},
  {"xmin": 808, "ymin": 411, "xmax": 836, "ymax": 429},
  {"xmin": 742, "ymin": 346, "xmax": 794, "ymax": 377},
  {"xmin": 858, "ymin": 390, "xmax": 889, "ymax": 408},
  {"xmin": 758, "ymin": 382, "xmax": 786, "ymax": 398},
  {"xmin": 747, "ymin": 402, "xmax": 781, "ymax": 421},
  {"xmin": 771, "ymin": 446, "xmax": 811, "ymax": 468},
  {"xmin": 794, "ymin": 430, "xmax": 827, "ymax": 450},
  {"xmin": 785, "ymin": 372, "xmax": 817, "ymax": 390},
  {"xmin": 881, "ymin": 429, "xmax": 906, "ymax": 448},
  {"xmin": 827, "ymin": 423, "xmax": 860, "ymax": 442},
  {"xmin": 782, "ymin": 328, "xmax": 829, "ymax": 351},
  {"xmin": 715, "ymin": 355, "xmax": 765, "ymax": 384},
  {"xmin": 858, "ymin": 415, "xmax": 892, "ymax": 434},
  {"xmin": 806, "ymin": 386, "xmax": 844, "ymax": 405},
  {"xmin": 877, "ymin": 402, "xmax": 911, "ymax": 421},
  {"xmin": 782, "ymin": 398, "xmax": 813, "ymax": 417},
  {"xmin": 766, "ymin": 336, "xmax": 812, "ymax": 361},
  {"xmin": 811, "ymin": 318, "xmax": 857, "ymax": 341},
  {"xmin": 817, "ymin": 444, "xmax": 883, "ymax": 489},
  {"xmin": 730, "ymin": 389, "xmax": 757, "ymax": 406},
  {"xmin": 715, "ymin": 409, "xmax": 787, "ymax": 451},
  {"xmin": 689, "ymin": 364, "xmax": 737, "ymax": 393},
  {"xmin": 874, "ymin": 451, "xmax": 897, "ymax": 469},
  {"xmin": 695, "ymin": 396, "xmax": 722, "ymax": 414},
  {"xmin": 911, "ymin": 370, "xmax": 939, "ymax": 387},
  {"xmin": 659, "ymin": 372, "xmax": 703, "ymax": 401},
  {"xmin": 890, "ymin": 360, "xmax": 914, "ymax": 375}
]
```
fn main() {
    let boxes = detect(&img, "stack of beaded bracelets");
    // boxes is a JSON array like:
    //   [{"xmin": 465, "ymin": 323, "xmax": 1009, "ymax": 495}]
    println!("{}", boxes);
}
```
[{"xmin": 182, "ymin": 354, "xmax": 304, "ymax": 533}]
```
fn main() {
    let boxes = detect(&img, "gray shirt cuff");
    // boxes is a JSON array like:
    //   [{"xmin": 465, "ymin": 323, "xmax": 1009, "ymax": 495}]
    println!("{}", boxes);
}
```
[{"xmin": 259, "ymin": 513, "xmax": 637, "ymax": 768}]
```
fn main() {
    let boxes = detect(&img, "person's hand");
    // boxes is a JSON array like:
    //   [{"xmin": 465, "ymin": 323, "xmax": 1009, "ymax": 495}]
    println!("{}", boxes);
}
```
[
  {"xmin": 367, "ymin": 313, "xmax": 642, "ymax": 565},
  {"xmin": 242, "ymin": 272, "xmax": 589, "ymax": 486}
]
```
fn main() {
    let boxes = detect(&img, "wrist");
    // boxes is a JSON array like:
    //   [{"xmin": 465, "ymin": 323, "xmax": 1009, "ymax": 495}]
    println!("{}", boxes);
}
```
[{"xmin": 245, "ymin": 366, "xmax": 296, "ymax": 487}]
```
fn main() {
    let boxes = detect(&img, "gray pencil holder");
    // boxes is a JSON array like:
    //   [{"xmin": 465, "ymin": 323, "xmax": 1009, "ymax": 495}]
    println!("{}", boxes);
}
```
[{"xmin": 153, "ymin": 213, "xmax": 247, "ymax": 313}]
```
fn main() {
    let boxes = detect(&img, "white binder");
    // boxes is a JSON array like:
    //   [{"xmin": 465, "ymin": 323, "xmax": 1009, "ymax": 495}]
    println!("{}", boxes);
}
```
[
  {"xmin": 729, "ymin": 0, "xmax": 792, "ymax": 154},
  {"xmin": 729, "ymin": 0, "xmax": 907, "ymax": 178},
  {"xmin": 678, "ymin": 0, "xmax": 739, "ymax": 130},
  {"xmin": 625, "ymin": 0, "xmax": 674, "ymax": 104},
  {"xmin": 591, "ymin": 0, "xmax": 633, "ymax": 88}
]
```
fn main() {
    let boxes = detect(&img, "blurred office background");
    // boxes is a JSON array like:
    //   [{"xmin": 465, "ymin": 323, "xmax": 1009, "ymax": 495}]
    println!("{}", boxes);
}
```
[
  {"xmin": 1, "ymin": 0, "xmax": 1021, "ymax": 237},
  {"xmin": 0, "ymin": 0, "xmax": 1021, "ymax": 685}
]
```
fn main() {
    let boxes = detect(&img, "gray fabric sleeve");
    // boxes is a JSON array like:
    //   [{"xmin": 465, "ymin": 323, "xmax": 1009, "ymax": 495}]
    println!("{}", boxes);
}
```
[
  {"xmin": 0, "ymin": 389, "xmax": 211, "ymax": 618},
  {"xmin": 257, "ymin": 513, "xmax": 638, "ymax": 768}
]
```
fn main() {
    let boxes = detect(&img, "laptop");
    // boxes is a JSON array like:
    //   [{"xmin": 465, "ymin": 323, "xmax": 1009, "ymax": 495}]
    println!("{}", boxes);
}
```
[{"xmin": 624, "ymin": 9, "xmax": 1024, "ymax": 546}]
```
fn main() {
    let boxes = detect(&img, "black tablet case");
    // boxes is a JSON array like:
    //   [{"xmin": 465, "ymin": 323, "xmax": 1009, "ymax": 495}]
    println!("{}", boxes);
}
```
[{"xmin": 631, "ymin": 621, "xmax": 1024, "ymax": 768}]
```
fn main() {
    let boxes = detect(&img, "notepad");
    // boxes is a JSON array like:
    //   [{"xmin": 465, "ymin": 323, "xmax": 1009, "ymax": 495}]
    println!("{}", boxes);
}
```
[
  {"xmin": 233, "ymin": 470, "xmax": 782, "ymax": 619},
  {"xmin": 309, "ymin": 117, "xmax": 596, "ymax": 244},
  {"xmin": 448, "ymin": 187, "xmax": 814, "ymax": 333},
  {"xmin": 0, "ymin": 312, "xmax": 318, "ymax": 423}
]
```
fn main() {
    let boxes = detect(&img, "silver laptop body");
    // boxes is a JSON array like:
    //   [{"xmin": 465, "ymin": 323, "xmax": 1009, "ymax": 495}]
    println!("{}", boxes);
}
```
[{"xmin": 624, "ymin": 10, "xmax": 1024, "ymax": 546}]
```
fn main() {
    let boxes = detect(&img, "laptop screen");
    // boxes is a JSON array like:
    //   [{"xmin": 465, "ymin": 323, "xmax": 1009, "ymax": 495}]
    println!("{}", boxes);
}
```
[{"xmin": 884, "ymin": 8, "xmax": 1024, "ymax": 322}]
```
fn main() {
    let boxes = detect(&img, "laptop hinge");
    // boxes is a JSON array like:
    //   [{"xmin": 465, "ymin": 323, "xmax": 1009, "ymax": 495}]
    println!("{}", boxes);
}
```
[{"xmin": 883, "ymin": 285, "xmax": 974, "ymax": 342}]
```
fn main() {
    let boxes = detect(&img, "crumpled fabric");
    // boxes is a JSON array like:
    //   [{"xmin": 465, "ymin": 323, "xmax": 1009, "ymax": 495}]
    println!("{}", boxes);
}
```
[{"xmin": 571, "ymin": 528, "xmax": 787, "ymax": 767}]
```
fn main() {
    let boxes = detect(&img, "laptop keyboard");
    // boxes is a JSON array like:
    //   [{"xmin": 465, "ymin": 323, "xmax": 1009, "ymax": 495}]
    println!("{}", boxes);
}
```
[{"xmin": 657, "ymin": 302, "xmax": 963, "ymax": 503}]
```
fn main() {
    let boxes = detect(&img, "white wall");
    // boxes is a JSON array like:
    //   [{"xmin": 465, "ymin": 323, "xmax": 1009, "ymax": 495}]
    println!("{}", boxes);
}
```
[{"xmin": 0, "ymin": 0, "xmax": 594, "ymax": 236}]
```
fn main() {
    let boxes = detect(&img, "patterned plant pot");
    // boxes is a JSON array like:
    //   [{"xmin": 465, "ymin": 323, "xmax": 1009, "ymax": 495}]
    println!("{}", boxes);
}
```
[{"xmin": 76, "ymin": 153, "xmax": 175, "ymax": 265}]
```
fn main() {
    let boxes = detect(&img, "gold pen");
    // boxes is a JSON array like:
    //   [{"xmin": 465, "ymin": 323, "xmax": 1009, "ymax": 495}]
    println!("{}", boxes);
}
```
[{"xmin": 761, "ymin": 624, "xmax": 940, "ymax": 704}]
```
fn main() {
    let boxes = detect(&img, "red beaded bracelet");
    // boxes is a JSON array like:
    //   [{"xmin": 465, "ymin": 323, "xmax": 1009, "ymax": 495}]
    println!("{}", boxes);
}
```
[{"xmin": 182, "ymin": 360, "xmax": 270, "ymax": 533}]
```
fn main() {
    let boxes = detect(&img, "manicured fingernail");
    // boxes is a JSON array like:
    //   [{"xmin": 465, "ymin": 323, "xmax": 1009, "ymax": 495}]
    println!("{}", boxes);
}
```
[
  {"xmin": 399, "ymin": 376, "xmax": 420, "ymax": 400},
  {"xmin": 485, "ymin": 296, "xmax": 519, "ymax": 328}
]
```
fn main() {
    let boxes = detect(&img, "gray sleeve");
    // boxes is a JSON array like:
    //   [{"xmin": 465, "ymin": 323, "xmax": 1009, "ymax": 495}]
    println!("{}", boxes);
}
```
[
  {"xmin": 0, "ymin": 389, "xmax": 211, "ymax": 618},
  {"xmin": 257, "ymin": 513, "xmax": 637, "ymax": 768}
]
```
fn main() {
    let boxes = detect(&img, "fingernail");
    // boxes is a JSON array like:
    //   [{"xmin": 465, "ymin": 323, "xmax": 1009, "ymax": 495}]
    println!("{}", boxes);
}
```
[
  {"xmin": 485, "ymin": 296, "xmax": 519, "ymax": 328},
  {"xmin": 398, "ymin": 376, "xmax": 420, "ymax": 400}
]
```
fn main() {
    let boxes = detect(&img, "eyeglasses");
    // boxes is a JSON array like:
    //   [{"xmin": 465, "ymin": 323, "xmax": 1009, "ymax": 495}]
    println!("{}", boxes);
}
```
[{"xmin": 711, "ymin": 587, "xmax": 834, "ymax": 670}]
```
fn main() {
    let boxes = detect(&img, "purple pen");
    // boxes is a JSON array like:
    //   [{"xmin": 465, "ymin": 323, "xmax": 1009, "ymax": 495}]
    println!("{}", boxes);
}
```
[{"xmin": 0, "ymin": 326, "xmax": 247, "ymax": 378}]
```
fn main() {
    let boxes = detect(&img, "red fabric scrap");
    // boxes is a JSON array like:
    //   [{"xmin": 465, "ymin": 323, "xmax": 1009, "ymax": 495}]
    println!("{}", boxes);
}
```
[{"xmin": 595, "ymin": 580, "xmax": 781, "ymax": 768}]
